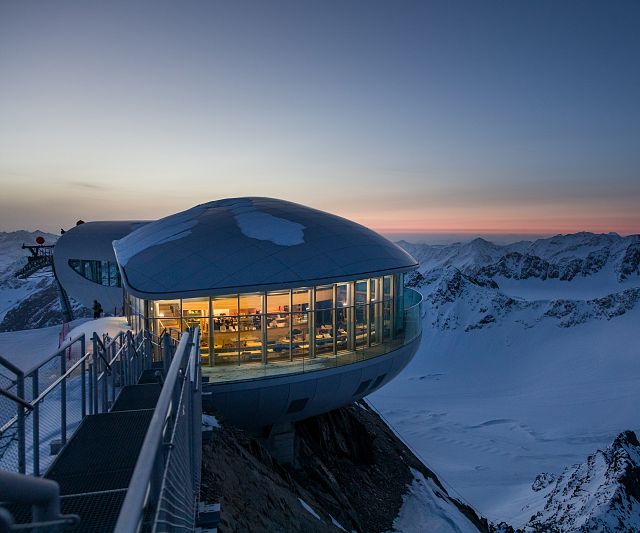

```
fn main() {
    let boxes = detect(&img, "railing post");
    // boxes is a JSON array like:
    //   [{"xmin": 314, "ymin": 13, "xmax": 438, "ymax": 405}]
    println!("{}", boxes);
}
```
[
  {"xmin": 80, "ymin": 335, "xmax": 86, "ymax": 419},
  {"xmin": 92, "ymin": 334, "xmax": 99, "ymax": 414},
  {"xmin": 32, "ymin": 369, "xmax": 40, "ymax": 476},
  {"xmin": 144, "ymin": 329, "xmax": 152, "ymax": 370},
  {"xmin": 111, "ymin": 340, "xmax": 117, "ymax": 403},
  {"xmin": 102, "ymin": 345, "xmax": 108, "ymax": 413},
  {"xmin": 162, "ymin": 333, "xmax": 172, "ymax": 376},
  {"xmin": 127, "ymin": 331, "xmax": 136, "ymax": 383},
  {"xmin": 16, "ymin": 374, "xmax": 26, "ymax": 474},
  {"xmin": 119, "ymin": 331, "xmax": 126, "ymax": 385},
  {"xmin": 60, "ymin": 351, "xmax": 67, "ymax": 446}
]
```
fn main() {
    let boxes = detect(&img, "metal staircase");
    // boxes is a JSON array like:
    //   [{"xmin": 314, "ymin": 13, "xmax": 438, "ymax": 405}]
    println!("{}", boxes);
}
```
[
  {"xmin": 12, "ymin": 242, "xmax": 75, "ymax": 323},
  {"xmin": 13, "ymin": 245, "xmax": 54, "ymax": 280},
  {"xmin": 0, "ymin": 327, "xmax": 202, "ymax": 532}
]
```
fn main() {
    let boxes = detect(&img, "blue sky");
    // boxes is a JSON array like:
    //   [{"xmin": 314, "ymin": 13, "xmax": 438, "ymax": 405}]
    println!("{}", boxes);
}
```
[{"xmin": 1, "ymin": 1, "xmax": 638, "ymax": 235}]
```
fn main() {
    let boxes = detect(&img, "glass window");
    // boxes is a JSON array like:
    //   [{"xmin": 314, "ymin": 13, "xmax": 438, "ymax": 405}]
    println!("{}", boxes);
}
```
[
  {"xmin": 213, "ymin": 295, "xmax": 238, "ymax": 317},
  {"xmin": 182, "ymin": 297, "xmax": 210, "ymax": 317},
  {"xmin": 335, "ymin": 307, "xmax": 349, "ymax": 352},
  {"xmin": 110, "ymin": 263, "xmax": 121, "ymax": 287},
  {"xmin": 186, "ymin": 317, "xmax": 211, "ymax": 357},
  {"xmin": 240, "ymin": 293, "xmax": 262, "ymax": 315},
  {"xmin": 154, "ymin": 300, "xmax": 180, "ymax": 318},
  {"xmin": 266, "ymin": 313, "xmax": 290, "ymax": 362},
  {"xmin": 68, "ymin": 259, "xmax": 121, "ymax": 287},
  {"xmin": 383, "ymin": 275, "xmax": 392, "ymax": 301},
  {"xmin": 154, "ymin": 300, "xmax": 181, "ymax": 332},
  {"xmin": 355, "ymin": 280, "xmax": 368, "ymax": 348},
  {"xmin": 239, "ymin": 314, "xmax": 262, "ymax": 363},
  {"xmin": 393, "ymin": 273, "xmax": 405, "ymax": 335},
  {"xmin": 336, "ymin": 283, "xmax": 351, "ymax": 307},
  {"xmin": 213, "ymin": 316, "xmax": 238, "ymax": 365},
  {"xmin": 369, "ymin": 277, "xmax": 380, "ymax": 303},
  {"xmin": 101, "ymin": 261, "xmax": 109, "ymax": 286},
  {"xmin": 335, "ymin": 283, "xmax": 351, "ymax": 352},
  {"xmin": 369, "ymin": 278, "xmax": 382, "ymax": 344},
  {"xmin": 267, "ymin": 291, "xmax": 289, "ymax": 313},
  {"xmin": 291, "ymin": 313, "xmax": 310, "ymax": 359},
  {"xmin": 182, "ymin": 298, "xmax": 210, "ymax": 345},
  {"xmin": 315, "ymin": 286, "xmax": 334, "ymax": 355},
  {"xmin": 292, "ymin": 289, "xmax": 310, "ymax": 313}
]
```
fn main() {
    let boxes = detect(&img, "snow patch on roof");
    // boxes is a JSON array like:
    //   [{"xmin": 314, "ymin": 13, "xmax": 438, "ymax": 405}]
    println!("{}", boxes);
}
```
[
  {"xmin": 227, "ymin": 200, "xmax": 305, "ymax": 246},
  {"xmin": 113, "ymin": 204, "xmax": 207, "ymax": 266}
]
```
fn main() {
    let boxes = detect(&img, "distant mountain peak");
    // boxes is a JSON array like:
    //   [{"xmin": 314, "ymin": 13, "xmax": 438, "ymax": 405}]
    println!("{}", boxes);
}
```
[{"xmin": 524, "ymin": 430, "xmax": 640, "ymax": 533}]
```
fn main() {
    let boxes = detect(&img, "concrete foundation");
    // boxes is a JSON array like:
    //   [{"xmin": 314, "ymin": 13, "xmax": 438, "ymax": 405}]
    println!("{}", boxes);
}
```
[{"xmin": 264, "ymin": 422, "xmax": 295, "ymax": 465}]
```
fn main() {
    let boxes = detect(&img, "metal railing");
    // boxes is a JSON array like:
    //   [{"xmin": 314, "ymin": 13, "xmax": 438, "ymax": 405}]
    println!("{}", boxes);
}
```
[
  {"xmin": 0, "ymin": 328, "xmax": 150, "ymax": 476},
  {"xmin": 0, "ymin": 470, "xmax": 80, "ymax": 532},
  {"xmin": 115, "ymin": 328, "xmax": 202, "ymax": 533}
]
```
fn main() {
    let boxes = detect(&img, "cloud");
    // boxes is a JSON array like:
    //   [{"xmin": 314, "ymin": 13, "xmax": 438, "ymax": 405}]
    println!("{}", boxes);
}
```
[{"xmin": 68, "ymin": 180, "xmax": 108, "ymax": 190}]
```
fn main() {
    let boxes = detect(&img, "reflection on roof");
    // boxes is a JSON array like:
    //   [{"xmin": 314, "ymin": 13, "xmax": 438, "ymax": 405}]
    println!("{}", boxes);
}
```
[{"xmin": 114, "ymin": 197, "xmax": 417, "ymax": 299}]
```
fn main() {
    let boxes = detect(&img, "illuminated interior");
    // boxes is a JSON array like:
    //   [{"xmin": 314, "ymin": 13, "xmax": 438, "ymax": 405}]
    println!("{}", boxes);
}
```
[{"xmin": 124, "ymin": 272, "xmax": 421, "ymax": 381}]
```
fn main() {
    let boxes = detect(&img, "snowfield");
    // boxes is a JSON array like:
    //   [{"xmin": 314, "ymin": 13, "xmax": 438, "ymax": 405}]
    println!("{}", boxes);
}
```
[{"xmin": 372, "ymin": 232, "xmax": 640, "ymax": 529}]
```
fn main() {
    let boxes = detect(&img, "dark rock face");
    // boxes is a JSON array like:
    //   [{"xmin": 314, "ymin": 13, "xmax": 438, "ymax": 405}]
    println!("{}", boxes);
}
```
[
  {"xmin": 618, "ymin": 243, "xmax": 640, "ymax": 281},
  {"xmin": 200, "ymin": 402, "xmax": 490, "ymax": 532},
  {"xmin": 477, "ymin": 250, "xmax": 611, "ymax": 282},
  {"xmin": 430, "ymin": 268, "xmax": 498, "ymax": 305},
  {"xmin": 543, "ymin": 288, "xmax": 640, "ymax": 328}
]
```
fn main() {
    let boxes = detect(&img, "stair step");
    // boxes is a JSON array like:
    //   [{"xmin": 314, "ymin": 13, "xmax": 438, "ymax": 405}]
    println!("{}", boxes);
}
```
[
  {"xmin": 138, "ymin": 368, "xmax": 163, "ymax": 384},
  {"xmin": 46, "ymin": 410, "xmax": 154, "ymax": 494},
  {"xmin": 112, "ymin": 384, "xmax": 161, "ymax": 411},
  {"xmin": 60, "ymin": 489, "xmax": 128, "ymax": 532}
]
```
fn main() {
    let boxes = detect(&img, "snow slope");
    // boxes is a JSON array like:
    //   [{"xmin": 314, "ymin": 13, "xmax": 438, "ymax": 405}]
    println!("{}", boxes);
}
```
[
  {"xmin": 0, "ymin": 230, "xmax": 59, "ymax": 323},
  {"xmin": 390, "ymin": 468, "xmax": 480, "ymax": 533},
  {"xmin": 523, "ymin": 430, "xmax": 640, "ymax": 532},
  {"xmin": 0, "ymin": 230, "xmax": 92, "ymax": 331},
  {"xmin": 371, "ymin": 232, "xmax": 640, "ymax": 528}
]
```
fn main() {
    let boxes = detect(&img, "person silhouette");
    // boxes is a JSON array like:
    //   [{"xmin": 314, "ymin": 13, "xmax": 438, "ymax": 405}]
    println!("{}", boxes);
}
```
[{"xmin": 92, "ymin": 300, "xmax": 103, "ymax": 319}]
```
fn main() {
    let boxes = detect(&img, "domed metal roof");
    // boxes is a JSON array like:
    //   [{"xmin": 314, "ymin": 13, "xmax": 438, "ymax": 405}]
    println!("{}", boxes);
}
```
[{"xmin": 113, "ymin": 197, "xmax": 418, "ymax": 298}]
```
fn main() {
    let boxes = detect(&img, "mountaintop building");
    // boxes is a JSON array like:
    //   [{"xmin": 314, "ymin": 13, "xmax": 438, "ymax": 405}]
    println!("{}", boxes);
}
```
[{"xmin": 53, "ymin": 197, "xmax": 422, "ymax": 438}]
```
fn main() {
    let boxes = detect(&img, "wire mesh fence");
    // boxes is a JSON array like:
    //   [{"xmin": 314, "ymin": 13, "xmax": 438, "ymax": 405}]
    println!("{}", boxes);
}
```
[{"xmin": 0, "ymin": 328, "xmax": 148, "ymax": 476}]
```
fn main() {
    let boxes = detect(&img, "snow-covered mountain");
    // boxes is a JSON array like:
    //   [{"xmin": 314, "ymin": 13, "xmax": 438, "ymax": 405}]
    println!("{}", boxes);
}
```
[
  {"xmin": 0, "ymin": 230, "xmax": 90, "ymax": 331},
  {"xmin": 370, "ymin": 232, "xmax": 640, "ymax": 531},
  {"xmin": 401, "ymin": 232, "xmax": 640, "ymax": 285},
  {"xmin": 523, "ymin": 430, "xmax": 640, "ymax": 532}
]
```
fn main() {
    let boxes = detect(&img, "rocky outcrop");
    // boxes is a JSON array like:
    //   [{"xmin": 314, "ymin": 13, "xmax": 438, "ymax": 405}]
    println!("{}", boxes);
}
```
[
  {"xmin": 617, "ymin": 243, "xmax": 640, "ymax": 281},
  {"xmin": 423, "ymin": 268, "xmax": 519, "ymax": 331},
  {"xmin": 543, "ymin": 288, "xmax": 640, "ymax": 328},
  {"xmin": 0, "ymin": 280, "xmax": 90, "ymax": 331},
  {"xmin": 524, "ymin": 431, "xmax": 640, "ymax": 533},
  {"xmin": 200, "ymin": 402, "xmax": 491, "ymax": 532},
  {"xmin": 477, "ymin": 249, "xmax": 610, "ymax": 282}
]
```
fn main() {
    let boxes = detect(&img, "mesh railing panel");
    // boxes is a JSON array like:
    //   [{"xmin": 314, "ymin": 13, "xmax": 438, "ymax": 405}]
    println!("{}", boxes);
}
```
[
  {"xmin": 153, "ymin": 378, "xmax": 197, "ymax": 531},
  {"xmin": 0, "ymin": 370, "xmax": 19, "ymax": 472},
  {"xmin": 0, "ymin": 330, "xmax": 146, "ymax": 476}
]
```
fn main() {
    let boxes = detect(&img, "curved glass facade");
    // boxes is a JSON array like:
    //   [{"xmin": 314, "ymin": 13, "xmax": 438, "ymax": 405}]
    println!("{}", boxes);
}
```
[
  {"xmin": 68, "ymin": 259, "xmax": 122, "ymax": 287},
  {"xmin": 125, "ymin": 273, "xmax": 422, "ymax": 383}
]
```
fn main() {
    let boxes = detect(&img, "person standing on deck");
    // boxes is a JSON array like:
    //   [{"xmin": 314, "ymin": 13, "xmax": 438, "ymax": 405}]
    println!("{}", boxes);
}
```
[{"xmin": 93, "ymin": 300, "xmax": 103, "ymax": 319}]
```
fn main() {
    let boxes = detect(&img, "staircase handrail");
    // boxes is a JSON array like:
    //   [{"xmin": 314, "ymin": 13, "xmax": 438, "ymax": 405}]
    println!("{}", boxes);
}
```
[{"xmin": 114, "ymin": 329, "xmax": 198, "ymax": 533}]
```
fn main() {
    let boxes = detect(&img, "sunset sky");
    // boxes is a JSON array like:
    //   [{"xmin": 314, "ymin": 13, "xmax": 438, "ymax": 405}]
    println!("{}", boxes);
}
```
[{"xmin": 1, "ymin": 1, "xmax": 638, "ymax": 237}]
